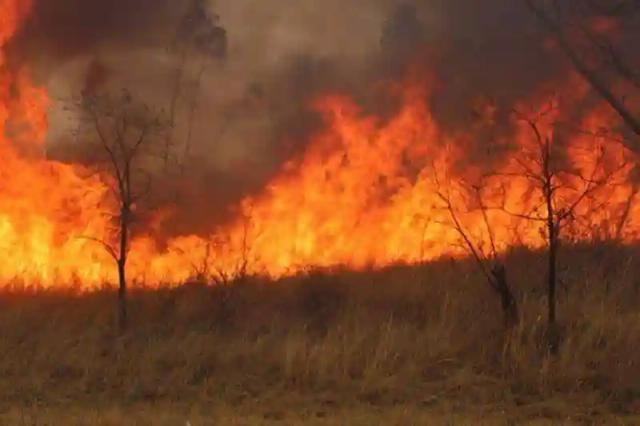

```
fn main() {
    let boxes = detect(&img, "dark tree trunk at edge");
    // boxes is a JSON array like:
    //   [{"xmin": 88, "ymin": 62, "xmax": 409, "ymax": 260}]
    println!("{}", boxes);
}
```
[
  {"xmin": 491, "ymin": 264, "xmax": 519, "ymax": 329},
  {"xmin": 117, "ymin": 258, "xmax": 127, "ymax": 332},
  {"xmin": 117, "ymin": 206, "xmax": 130, "ymax": 333}
]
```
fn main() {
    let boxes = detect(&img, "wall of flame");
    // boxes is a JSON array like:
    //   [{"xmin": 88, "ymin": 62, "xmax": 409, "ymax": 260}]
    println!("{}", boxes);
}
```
[{"xmin": 0, "ymin": 0, "xmax": 637, "ymax": 288}]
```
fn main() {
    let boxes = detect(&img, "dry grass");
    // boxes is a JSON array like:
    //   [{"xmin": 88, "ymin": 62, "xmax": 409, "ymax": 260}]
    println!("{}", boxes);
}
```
[{"xmin": 0, "ymin": 245, "xmax": 639, "ymax": 425}]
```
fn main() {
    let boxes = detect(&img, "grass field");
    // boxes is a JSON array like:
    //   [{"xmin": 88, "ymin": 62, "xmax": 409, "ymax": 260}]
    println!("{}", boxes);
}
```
[{"xmin": 1, "ymin": 246, "xmax": 640, "ymax": 425}]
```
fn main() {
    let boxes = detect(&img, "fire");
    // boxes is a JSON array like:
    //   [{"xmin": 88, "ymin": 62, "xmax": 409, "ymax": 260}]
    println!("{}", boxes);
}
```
[
  {"xmin": 0, "ymin": 1, "xmax": 637, "ymax": 289},
  {"xmin": 0, "ymin": 0, "xmax": 112, "ymax": 285},
  {"xmin": 212, "ymin": 78, "xmax": 635, "ymax": 278}
]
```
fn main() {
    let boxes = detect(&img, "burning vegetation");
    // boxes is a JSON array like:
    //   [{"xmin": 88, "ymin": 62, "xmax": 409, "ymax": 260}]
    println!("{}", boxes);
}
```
[
  {"xmin": 0, "ymin": 0, "xmax": 636, "ymax": 285},
  {"xmin": 0, "ymin": 0, "xmax": 640, "ymax": 422}
]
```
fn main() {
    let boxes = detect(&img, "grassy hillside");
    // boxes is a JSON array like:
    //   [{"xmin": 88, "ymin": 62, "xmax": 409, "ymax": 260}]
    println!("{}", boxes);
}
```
[{"xmin": 1, "ymin": 246, "xmax": 639, "ymax": 425}]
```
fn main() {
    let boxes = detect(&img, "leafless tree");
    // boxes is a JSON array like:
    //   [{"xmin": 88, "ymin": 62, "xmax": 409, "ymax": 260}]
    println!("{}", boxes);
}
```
[
  {"xmin": 502, "ymin": 104, "xmax": 625, "ymax": 350},
  {"xmin": 80, "ymin": 91, "xmax": 166, "ymax": 332},
  {"xmin": 167, "ymin": 0, "xmax": 226, "ymax": 168},
  {"xmin": 524, "ymin": 0, "xmax": 640, "ymax": 150},
  {"xmin": 434, "ymin": 172, "xmax": 519, "ymax": 329}
]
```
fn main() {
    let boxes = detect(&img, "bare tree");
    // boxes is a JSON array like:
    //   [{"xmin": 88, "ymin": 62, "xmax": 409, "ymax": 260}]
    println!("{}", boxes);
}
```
[
  {"xmin": 167, "ymin": 0, "xmax": 226, "ymax": 168},
  {"xmin": 524, "ymin": 0, "xmax": 640, "ymax": 149},
  {"xmin": 502, "ymin": 104, "xmax": 625, "ymax": 350},
  {"xmin": 81, "ymin": 91, "xmax": 166, "ymax": 332},
  {"xmin": 434, "ymin": 172, "xmax": 519, "ymax": 329}
]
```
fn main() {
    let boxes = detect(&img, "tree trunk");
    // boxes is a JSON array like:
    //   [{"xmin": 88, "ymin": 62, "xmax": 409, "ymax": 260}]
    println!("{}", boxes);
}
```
[
  {"xmin": 492, "ymin": 264, "xmax": 519, "ymax": 329},
  {"xmin": 117, "ymin": 258, "xmax": 128, "ymax": 332},
  {"xmin": 547, "ymin": 228, "xmax": 561, "ymax": 353},
  {"xmin": 547, "ymin": 238, "xmax": 557, "ymax": 326},
  {"xmin": 118, "ymin": 205, "xmax": 130, "ymax": 333},
  {"xmin": 543, "ymin": 150, "xmax": 561, "ymax": 353}
]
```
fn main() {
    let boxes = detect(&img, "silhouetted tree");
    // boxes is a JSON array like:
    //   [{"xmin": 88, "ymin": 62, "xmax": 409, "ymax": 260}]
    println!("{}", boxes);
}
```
[
  {"xmin": 168, "ymin": 0, "xmax": 227, "ymax": 167},
  {"xmin": 434, "ymin": 173, "xmax": 519, "ymax": 329},
  {"xmin": 81, "ymin": 91, "xmax": 166, "ymax": 332},
  {"xmin": 504, "ymin": 104, "xmax": 625, "ymax": 351}
]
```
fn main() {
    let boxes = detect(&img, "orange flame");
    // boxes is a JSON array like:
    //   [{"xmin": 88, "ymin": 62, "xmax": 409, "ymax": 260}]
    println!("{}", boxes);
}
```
[{"xmin": 0, "ymin": 2, "xmax": 637, "ymax": 288}]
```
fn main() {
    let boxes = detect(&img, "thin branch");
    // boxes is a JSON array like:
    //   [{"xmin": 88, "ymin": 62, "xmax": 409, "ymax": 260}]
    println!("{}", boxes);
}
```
[
  {"xmin": 525, "ymin": 0, "xmax": 640, "ymax": 147},
  {"xmin": 433, "ymin": 171, "xmax": 496, "ymax": 290},
  {"xmin": 77, "ymin": 236, "xmax": 119, "ymax": 262}
]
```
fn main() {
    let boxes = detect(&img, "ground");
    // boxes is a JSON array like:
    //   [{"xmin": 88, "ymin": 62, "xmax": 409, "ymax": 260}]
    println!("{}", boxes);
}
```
[
  {"xmin": 5, "ymin": 402, "xmax": 640, "ymax": 425},
  {"xmin": 0, "ymin": 246, "xmax": 639, "ymax": 425}
]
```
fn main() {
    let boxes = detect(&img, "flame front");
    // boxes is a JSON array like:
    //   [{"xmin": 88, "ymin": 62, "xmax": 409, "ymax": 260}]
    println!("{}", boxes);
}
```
[
  {"xmin": 0, "ymin": 2, "xmax": 638, "ymax": 288},
  {"xmin": 215, "ymin": 79, "xmax": 637, "ymax": 277}
]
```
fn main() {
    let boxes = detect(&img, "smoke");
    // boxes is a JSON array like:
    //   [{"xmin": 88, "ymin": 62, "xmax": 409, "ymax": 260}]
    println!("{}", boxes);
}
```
[
  {"xmin": 12, "ymin": 0, "xmax": 186, "ymax": 62},
  {"xmin": 8, "ymin": 0, "xmax": 614, "ymax": 236},
  {"xmin": 428, "ymin": 2, "xmax": 560, "ymax": 123}
]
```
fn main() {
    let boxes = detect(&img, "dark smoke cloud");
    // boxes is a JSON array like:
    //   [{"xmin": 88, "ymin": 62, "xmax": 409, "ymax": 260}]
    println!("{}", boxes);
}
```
[
  {"xmin": 381, "ymin": 1, "xmax": 561, "ymax": 129},
  {"xmin": 13, "ymin": 0, "xmax": 183, "ymax": 63},
  {"xmin": 10, "ymin": 0, "xmax": 622, "ymax": 237}
]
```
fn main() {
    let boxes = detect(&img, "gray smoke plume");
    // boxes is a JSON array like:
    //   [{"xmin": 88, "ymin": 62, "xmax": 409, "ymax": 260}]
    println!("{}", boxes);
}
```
[{"xmin": 10, "ymin": 0, "xmax": 630, "ymax": 237}]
